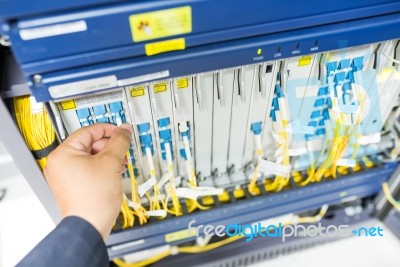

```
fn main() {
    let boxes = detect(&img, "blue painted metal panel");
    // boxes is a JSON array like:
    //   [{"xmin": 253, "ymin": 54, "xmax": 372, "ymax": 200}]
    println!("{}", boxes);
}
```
[
  {"xmin": 106, "ymin": 163, "xmax": 397, "ymax": 259},
  {"xmin": 27, "ymin": 13, "xmax": 400, "ymax": 102},
  {"xmin": 3, "ymin": 0, "xmax": 400, "ymax": 65},
  {"xmin": 0, "ymin": 0, "xmax": 125, "ymax": 21}
]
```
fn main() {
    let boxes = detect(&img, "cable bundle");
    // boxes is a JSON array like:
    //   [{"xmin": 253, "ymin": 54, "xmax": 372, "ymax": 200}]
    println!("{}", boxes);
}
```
[{"xmin": 13, "ymin": 96, "xmax": 57, "ymax": 170}]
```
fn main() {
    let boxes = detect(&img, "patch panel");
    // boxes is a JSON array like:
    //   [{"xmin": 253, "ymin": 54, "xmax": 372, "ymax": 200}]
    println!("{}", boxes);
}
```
[
  {"xmin": 242, "ymin": 61, "xmax": 277, "ymax": 170},
  {"xmin": 210, "ymin": 68, "xmax": 234, "ymax": 186},
  {"xmin": 126, "ymin": 84, "xmax": 161, "ymax": 184},
  {"xmin": 149, "ymin": 80, "xmax": 179, "ymax": 178},
  {"xmin": 50, "ymin": 41, "xmax": 400, "ymax": 216},
  {"xmin": 193, "ymin": 72, "xmax": 214, "ymax": 179},
  {"xmin": 227, "ymin": 66, "xmax": 254, "ymax": 182},
  {"xmin": 171, "ymin": 77, "xmax": 196, "ymax": 181}
]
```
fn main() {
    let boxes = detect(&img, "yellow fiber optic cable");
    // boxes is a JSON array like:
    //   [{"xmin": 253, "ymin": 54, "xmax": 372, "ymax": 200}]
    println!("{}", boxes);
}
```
[
  {"xmin": 113, "ymin": 205, "xmax": 329, "ymax": 267},
  {"xmin": 13, "ymin": 96, "xmax": 57, "ymax": 170},
  {"xmin": 382, "ymin": 182, "xmax": 400, "ymax": 211}
]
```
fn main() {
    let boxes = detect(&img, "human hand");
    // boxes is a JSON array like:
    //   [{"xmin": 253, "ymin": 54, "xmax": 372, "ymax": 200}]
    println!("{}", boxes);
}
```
[{"xmin": 44, "ymin": 123, "xmax": 132, "ymax": 240}]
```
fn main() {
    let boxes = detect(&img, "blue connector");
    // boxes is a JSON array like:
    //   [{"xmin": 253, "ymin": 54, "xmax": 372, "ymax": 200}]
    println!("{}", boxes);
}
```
[
  {"xmin": 139, "ymin": 134, "xmax": 152, "ymax": 145},
  {"xmin": 158, "ymin": 117, "xmax": 170, "ymax": 127},
  {"xmin": 180, "ymin": 149, "xmax": 187, "ymax": 160},
  {"xmin": 92, "ymin": 104, "xmax": 109, "ymax": 123},
  {"xmin": 334, "ymin": 72, "xmax": 346, "ymax": 84},
  {"xmin": 270, "ymin": 110, "xmax": 277, "ymax": 122},
  {"xmin": 326, "ymin": 97, "xmax": 332, "ymax": 108},
  {"xmin": 326, "ymin": 62, "xmax": 337, "ymax": 74},
  {"xmin": 137, "ymin": 123, "xmax": 150, "ymax": 133},
  {"xmin": 109, "ymin": 101, "xmax": 126, "ymax": 124},
  {"xmin": 275, "ymin": 84, "xmax": 284, "ymax": 98},
  {"xmin": 251, "ymin": 122, "xmax": 263, "ymax": 135},
  {"xmin": 181, "ymin": 130, "xmax": 190, "ymax": 138},
  {"xmin": 76, "ymin": 108, "xmax": 93, "ymax": 126},
  {"xmin": 342, "ymin": 82, "xmax": 351, "ymax": 92},
  {"xmin": 352, "ymin": 57, "xmax": 364, "ymax": 71},
  {"xmin": 339, "ymin": 59, "xmax": 351, "ymax": 69},
  {"xmin": 318, "ymin": 87, "xmax": 328, "ymax": 96},
  {"xmin": 272, "ymin": 98, "xmax": 279, "ymax": 110},
  {"xmin": 314, "ymin": 98, "xmax": 325, "ymax": 107},
  {"xmin": 311, "ymin": 110, "xmax": 321, "ymax": 119},
  {"xmin": 322, "ymin": 109, "xmax": 330, "ymax": 120},
  {"xmin": 316, "ymin": 128, "xmax": 326, "ymax": 135},
  {"xmin": 159, "ymin": 129, "xmax": 172, "ymax": 140},
  {"xmin": 347, "ymin": 71, "xmax": 355, "ymax": 83}
]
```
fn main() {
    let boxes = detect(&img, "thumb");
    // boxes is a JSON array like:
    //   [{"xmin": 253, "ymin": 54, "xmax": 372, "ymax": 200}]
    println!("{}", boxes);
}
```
[{"xmin": 98, "ymin": 124, "xmax": 132, "ymax": 163}]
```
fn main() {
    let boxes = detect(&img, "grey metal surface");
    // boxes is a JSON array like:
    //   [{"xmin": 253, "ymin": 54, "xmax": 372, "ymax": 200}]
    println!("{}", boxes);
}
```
[
  {"xmin": 375, "ymin": 164, "xmax": 400, "ymax": 219},
  {"xmin": 0, "ymin": 97, "xmax": 60, "ymax": 223},
  {"xmin": 384, "ymin": 209, "xmax": 400, "ymax": 239}
]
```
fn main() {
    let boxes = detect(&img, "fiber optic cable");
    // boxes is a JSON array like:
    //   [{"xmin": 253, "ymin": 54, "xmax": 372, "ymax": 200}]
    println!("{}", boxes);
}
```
[
  {"xmin": 178, "ymin": 123, "xmax": 209, "ymax": 212},
  {"xmin": 13, "ymin": 96, "xmax": 57, "ymax": 170},
  {"xmin": 144, "ymin": 147, "xmax": 166, "ymax": 214},
  {"xmin": 382, "ymin": 182, "xmax": 400, "ymax": 211},
  {"xmin": 116, "ymin": 119, "xmax": 147, "ymax": 227},
  {"xmin": 163, "ymin": 142, "xmax": 182, "ymax": 216},
  {"xmin": 113, "ymin": 205, "xmax": 329, "ymax": 267}
]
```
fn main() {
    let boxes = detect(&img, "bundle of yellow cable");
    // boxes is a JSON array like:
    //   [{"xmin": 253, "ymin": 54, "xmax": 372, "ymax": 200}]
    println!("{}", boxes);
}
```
[
  {"xmin": 118, "ymin": 148, "xmax": 148, "ymax": 229},
  {"xmin": 113, "ymin": 205, "xmax": 329, "ymax": 267},
  {"xmin": 186, "ymin": 165, "xmax": 209, "ymax": 213},
  {"xmin": 163, "ymin": 175, "xmax": 182, "ymax": 216},
  {"xmin": 125, "ymin": 151, "xmax": 148, "ymax": 227},
  {"xmin": 13, "ymin": 96, "xmax": 57, "ymax": 170},
  {"xmin": 327, "ymin": 90, "xmax": 365, "ymax": 179}
]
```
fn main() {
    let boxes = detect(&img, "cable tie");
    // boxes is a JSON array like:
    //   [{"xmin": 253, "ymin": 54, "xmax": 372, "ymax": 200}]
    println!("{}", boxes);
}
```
[{"xmin": 31, "ymin": 138, "xmax": 58, "ymax": 160}]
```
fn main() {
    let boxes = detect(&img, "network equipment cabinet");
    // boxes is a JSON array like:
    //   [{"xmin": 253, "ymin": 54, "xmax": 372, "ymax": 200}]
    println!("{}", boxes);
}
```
[{"xmin": 1, "ymin": 1, "xmax": 400, "ymax": 266}]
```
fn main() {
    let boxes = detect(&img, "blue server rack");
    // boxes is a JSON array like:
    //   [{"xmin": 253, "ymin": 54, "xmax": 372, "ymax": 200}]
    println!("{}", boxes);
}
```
[{"xmin": 1, "ymin": 0, "xmax": 400, "ymax": 262}]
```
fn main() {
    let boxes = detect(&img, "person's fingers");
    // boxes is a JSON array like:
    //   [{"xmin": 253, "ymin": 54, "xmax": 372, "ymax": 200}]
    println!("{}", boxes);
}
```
[
  {"xmin": 64, "ymin": 124, "xmax": 118, "ymax": 152},
  {"xmin": 91, "ymin": 138, "xmax": 110, "ymax": 155},
  {"xmin": 97, "ymin": 124, "xmax": 132, "ymax": 163}
]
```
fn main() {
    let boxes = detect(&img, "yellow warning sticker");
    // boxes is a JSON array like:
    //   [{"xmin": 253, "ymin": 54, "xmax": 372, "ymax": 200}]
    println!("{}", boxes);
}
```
[
  {"xmin": 298, "ymin": 56, "xmax": 312, "ymax": 66},
  {"xmin": 165, "ymin": 229, "xmax": 197, "ymax": 243},
  {"xmin": 129, "ymin": 6, "xmax": 192, "ymax": 42},
  {"xmin": 60, "ymin": 100, "xmax": 76, "ymax": 110},
  {"xmin": 177, "ymin": 78, "xmax": 189, "ymax": 89},
  {"xmin": 130, "ymin": 86, "xmax": 145, "ymax": 97},
  {"xmin": 145, "ymin": 38, "xmax": 185, "ymax": 56},
  {"xmin": 154, "ymin": 82, "xmax": 167, "ymax": 93}
]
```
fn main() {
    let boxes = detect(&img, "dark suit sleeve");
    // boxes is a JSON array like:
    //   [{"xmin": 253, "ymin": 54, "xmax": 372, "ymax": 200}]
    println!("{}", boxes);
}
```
[{"xmin": 16, "ymin": 216, "xmax": 109, "ymax": 267}]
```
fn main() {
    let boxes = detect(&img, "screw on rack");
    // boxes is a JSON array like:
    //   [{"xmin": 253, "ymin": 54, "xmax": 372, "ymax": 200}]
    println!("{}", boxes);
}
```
[
  {"xmin": 0, "ymin": 35, "xmax": 11, "ymax": 46},
  {"xmin": 32, "ymin": 74, "xmax": 43, "ymax": 85}
]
